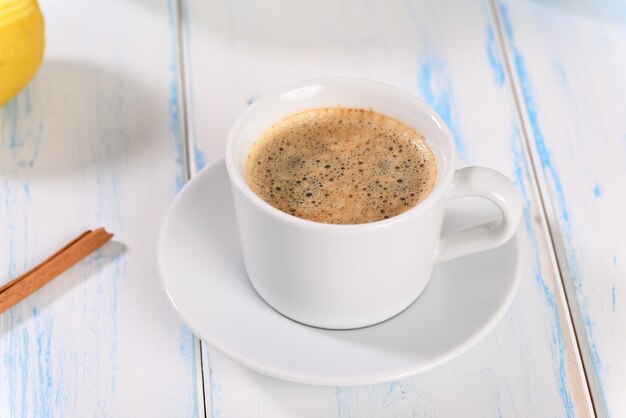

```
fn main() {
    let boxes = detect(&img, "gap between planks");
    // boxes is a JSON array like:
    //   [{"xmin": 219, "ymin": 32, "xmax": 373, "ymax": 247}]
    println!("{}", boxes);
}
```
[
  {"xmin": 173, "ymin": 0, "xmax": 209, "ymax": 416},
  {"xmin": 487, "ymin": 0, "xmax": 598, "ymax": 416}
]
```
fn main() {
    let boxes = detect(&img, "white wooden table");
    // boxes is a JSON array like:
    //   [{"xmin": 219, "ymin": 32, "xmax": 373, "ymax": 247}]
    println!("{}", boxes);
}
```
[{"xmin": 1, "ymin": 0, "xmax": 622, "ymax": 416}]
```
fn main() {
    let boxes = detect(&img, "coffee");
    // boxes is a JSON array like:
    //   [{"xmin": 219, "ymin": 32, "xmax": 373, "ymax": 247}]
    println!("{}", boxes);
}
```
[{"xmin": 246, "ymin": 107, "xmax": 437, "ymax": 224}]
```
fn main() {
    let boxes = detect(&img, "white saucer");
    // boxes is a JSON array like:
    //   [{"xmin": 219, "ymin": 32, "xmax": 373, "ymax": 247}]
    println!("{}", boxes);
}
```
[{"xmin": 158, "ymin": 159, "xmax": 522, "ymax": 386}]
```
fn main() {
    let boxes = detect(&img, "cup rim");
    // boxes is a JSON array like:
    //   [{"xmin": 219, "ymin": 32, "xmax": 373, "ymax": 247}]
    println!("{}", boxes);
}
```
[{"xmin": 225, "ymin": 77, "xmax": 457, "ymax": 231}]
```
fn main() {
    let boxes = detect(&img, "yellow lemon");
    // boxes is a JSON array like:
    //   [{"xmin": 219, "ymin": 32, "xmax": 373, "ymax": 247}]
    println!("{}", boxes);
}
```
[{"xmin": 0, "ymin": 0, "xmax": 45, "ymax": 106}]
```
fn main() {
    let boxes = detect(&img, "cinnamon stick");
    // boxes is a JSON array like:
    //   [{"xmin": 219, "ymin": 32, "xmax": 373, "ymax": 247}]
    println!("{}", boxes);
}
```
[{"xmin": 0, "ymin": 228, "xmax": 113, "ymax": 315}]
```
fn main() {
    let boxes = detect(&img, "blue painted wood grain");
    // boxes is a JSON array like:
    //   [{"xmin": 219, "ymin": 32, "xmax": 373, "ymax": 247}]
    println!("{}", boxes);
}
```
[
  {"xmin": 0, "ymin": 0, "xmax": 203, "ymax": 415},
  {"xmin": 496, "ymin": 0, "xmax": 626, "ymax": 415},
  {"xmin": 417, "ymin": 56, "xmax": 469, "ymax": 162},
  {"xmin": 509, "ymin": 123, "xmax": 575, "ymax": 416}
]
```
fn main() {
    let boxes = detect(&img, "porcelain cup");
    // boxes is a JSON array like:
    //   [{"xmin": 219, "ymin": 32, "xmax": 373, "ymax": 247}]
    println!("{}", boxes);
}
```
[{"xmin": 225, "ymin": 78, "xmax": 522, "ymax": 329}]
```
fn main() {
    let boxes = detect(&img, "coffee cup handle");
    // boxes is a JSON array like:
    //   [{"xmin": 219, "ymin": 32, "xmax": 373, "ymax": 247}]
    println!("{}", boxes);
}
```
[{"xmin": 435, "ymin": 166, "xmax": 522, "ymax": 264}]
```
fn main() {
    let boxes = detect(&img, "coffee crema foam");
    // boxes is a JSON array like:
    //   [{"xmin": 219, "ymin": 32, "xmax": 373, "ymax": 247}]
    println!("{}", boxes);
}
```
[{"xmin": 245, "ymin": 108, "xmax": 437, "ymax": 224}]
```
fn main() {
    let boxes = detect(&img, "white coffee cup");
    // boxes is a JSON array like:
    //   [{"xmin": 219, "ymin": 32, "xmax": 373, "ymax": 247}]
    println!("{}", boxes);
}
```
[{"xmin": 225, "ymin": 78, "xmax": 522, "ymax": 330}]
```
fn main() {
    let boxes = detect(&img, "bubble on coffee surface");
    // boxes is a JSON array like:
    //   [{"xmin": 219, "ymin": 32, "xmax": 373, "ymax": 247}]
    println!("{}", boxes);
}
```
[{"xmin": 246, "ymin": 108, "xmax": 437, "ymax": 224}]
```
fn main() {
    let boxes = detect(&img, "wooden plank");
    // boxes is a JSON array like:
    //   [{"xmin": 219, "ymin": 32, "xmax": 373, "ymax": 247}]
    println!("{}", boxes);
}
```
[
  {"xmin": 494, "ymin": 1, "xmax": 626, "ymax": 416},
  {"xmin": 0, "ymin": 0, "xmax": 202, "ymax": 415},
  {"xmin": 182, "ymin": 0, "xmax": 593, "ymax": 416}
]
